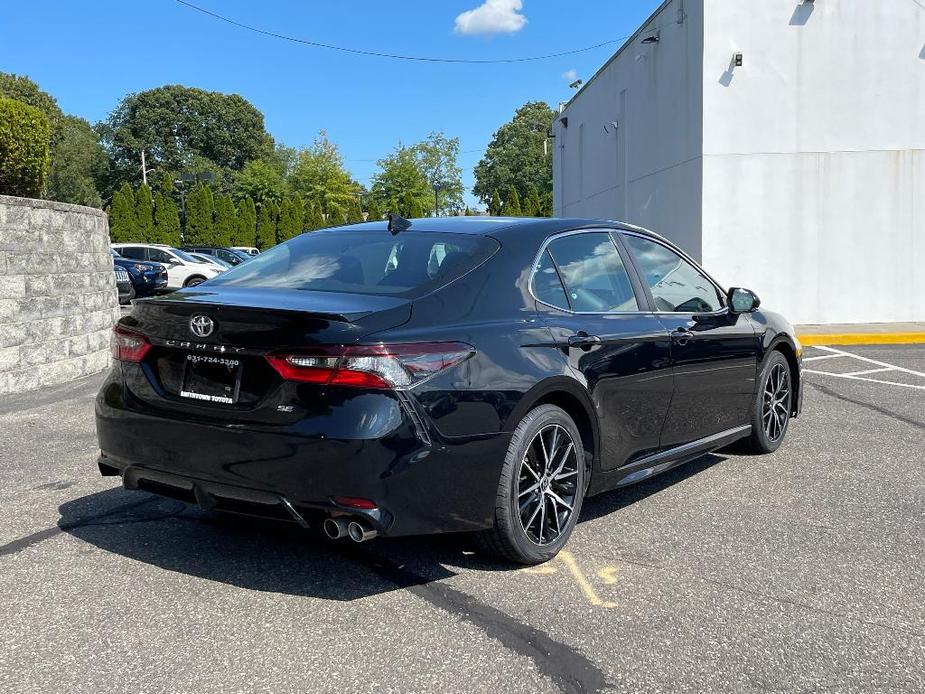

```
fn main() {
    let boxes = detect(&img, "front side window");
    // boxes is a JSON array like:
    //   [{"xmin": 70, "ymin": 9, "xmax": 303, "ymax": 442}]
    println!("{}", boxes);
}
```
[
  {"xmin": 543, "ymin": 232, "xmax": 639, "ymax": 312},
  {"xmin": 147, "ymin": 248, "xmax": 174, "ymax": 264},
  {"xmin": 622, "ymin": 235, "xmax": 722, "ymax": 313}
]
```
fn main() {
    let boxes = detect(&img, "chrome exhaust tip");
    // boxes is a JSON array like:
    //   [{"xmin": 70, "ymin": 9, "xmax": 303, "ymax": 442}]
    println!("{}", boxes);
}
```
[
  {"xmin": 323, "ymin": 517, "xmax": 350, "ymax": 540},
  {"xmin": 347, "ymin": 520, "xmax": 378, "ymax": 543}
]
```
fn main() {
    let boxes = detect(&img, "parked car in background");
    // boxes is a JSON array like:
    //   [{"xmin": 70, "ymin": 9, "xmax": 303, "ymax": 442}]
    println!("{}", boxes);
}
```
[
  {"xmin": 182, "ymin": 245, "xmax": 251, "ymax": 266},
  {"xmin": 111, "ymin": 243, "xmax": 222, "ymax": 288},
  {"xmin": 97, "ymin": 216, "xmax": 802, "ymax": 565},
  {"xmin": 187, "ymin": 252, "xmax": 232, "ymax": 271},
  {"xmin": 113, "ymin": 266, "xmax": 134, "ymax": 305},
  {"xmin": 110, "ymin": 249, "xmax": 169, "ymax": 298},
  {"xmin": 231, "ymin": 246, "xmax": 260, "ymax": 256}
]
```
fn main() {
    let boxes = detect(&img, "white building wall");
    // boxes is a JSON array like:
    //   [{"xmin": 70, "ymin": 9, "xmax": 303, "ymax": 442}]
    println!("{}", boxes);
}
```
[
  {"xmin": 553, "ymin": 0, "xmax": 705, "ymax": 258},
  {"xmin": 701, "ymin": 0, "xmax": 925, "ymax": 324}
]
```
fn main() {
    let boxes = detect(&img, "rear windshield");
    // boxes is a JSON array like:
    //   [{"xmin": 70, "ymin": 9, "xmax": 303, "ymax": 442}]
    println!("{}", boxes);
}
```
[{"xmin": 208, "ymin": 230, "xmax": 499, "ymax": 298}]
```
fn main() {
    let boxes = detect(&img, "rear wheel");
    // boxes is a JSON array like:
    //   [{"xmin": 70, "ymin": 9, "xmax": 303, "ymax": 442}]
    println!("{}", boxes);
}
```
[
  {"xmin": 184, "ymin": 276, "xmax": 206, "ymax": 287},
  {"xmin": 477, "ymin": 404, "xmax": 586, "ymax": 564},
  {"xmin": 745, "ymin": 351, "xmax": 793, "ymax": 453}
]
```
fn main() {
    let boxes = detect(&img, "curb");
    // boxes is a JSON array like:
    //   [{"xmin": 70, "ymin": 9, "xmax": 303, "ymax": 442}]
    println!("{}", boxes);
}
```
[{"xmin": 797, "ymin": 333, "xmax": 925, "ymax": 346}]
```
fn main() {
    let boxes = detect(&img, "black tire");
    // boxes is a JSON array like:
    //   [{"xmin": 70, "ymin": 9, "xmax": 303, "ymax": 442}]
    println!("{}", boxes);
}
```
[
  {"xmin": 184, "ymin": 276, "xmax": 206, "ymax": 287},
  {"xmin": 745, "ymin": 350, "xmax": 793, "ymax": 454},
  {"xmin": 477, "ymin": 404, "xmax": 587, "ymax": 565}
]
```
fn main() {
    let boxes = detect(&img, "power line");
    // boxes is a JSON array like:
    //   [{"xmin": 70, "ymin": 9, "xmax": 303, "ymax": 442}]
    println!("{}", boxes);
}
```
[{"xmin": 174, "ymin": 0, "xmax": 628, "ymax": 64}]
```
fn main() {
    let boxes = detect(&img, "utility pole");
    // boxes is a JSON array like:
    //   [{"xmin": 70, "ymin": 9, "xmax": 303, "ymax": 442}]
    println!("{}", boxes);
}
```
[{"xmin": 141, "ymin": 150, "xmax": 148, "ymax": 186}]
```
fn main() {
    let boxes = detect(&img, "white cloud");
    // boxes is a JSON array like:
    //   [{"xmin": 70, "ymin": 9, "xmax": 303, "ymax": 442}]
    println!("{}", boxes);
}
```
[
  {"xmin": 454, "ymin": 0, "xmax": 527, "ymax": 36},
  {"xmin": 562, "ymin": 69, "xmax": 579, "ymax": 83}
]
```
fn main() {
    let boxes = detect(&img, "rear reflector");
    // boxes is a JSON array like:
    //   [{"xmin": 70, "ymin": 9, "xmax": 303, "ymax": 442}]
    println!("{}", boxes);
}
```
[
  {"xmin": 266, "ymin": 342, "xmax": 474, "ymax": 390},
  {"xmin": 333, "ymin": 496, "xmax": 378, "ymax": 510},
  {"xmin": 111, "ymin": 326, "xmax": 151, "ymax": 362}
]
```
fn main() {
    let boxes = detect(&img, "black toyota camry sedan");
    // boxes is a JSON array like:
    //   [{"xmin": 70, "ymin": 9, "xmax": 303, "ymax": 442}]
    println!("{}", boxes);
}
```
[{"xmin": 96, "ymin": 216, "xmax": 802, "ymax": 564}]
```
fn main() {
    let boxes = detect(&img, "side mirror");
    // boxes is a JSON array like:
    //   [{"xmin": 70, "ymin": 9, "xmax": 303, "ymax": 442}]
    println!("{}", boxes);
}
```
[{"xmin": 727, "ymin": 287, "xmax": 760, "ymax": 313}]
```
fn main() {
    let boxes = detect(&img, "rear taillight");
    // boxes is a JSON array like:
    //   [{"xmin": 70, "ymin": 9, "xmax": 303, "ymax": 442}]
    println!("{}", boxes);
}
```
[
  {"xmin": 111, "ymin": 326, "xmax": 151, "ymax": 362},
  {"xmin": 266, "ymin": 342, "xmax": 474, "ymax": 390}
]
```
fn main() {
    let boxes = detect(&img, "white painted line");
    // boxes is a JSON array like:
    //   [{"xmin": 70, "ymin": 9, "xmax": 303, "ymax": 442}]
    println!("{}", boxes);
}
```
[
  {"xmin": 812, "ymin": 345, "xmax": 925, "ymax": 379},
  {"xmin": 802, "ymin": 354, "xmax": 849, "ymax": 362},
  {"xmin": 840, "ymin": 367, "xmax": 893, "ymax": 377},
  {"xmin": 804, "ymin": 369, "xmax": 925, "ymax": 391}
]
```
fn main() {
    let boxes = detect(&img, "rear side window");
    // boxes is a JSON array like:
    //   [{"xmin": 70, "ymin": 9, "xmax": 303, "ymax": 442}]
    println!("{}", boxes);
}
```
[
  {"xmin": 532, "ymin": 250, "xmax": 569, "ymax": 309},
  {"xmin": 541, "ymin": 233, "xmax": 639, "ymax": 312},
  {"xmin": 209, "ymin": 231, "xmax": 499, "ymax": 298},
  {"xmin": 118, "ymin": 246, "xmax": 145, "ymax": 260}
]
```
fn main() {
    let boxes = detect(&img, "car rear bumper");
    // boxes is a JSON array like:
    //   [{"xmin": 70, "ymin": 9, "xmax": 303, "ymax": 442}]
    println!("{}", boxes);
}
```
[{"xmin": 95, "ymin": 371, "xmax": 508, "ymax": 536}]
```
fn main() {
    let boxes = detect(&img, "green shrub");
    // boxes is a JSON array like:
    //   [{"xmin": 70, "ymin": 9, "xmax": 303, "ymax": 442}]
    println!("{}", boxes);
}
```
[{"xmin": 0, "ymin": 95, "xmax": 51, "ymax": 198}]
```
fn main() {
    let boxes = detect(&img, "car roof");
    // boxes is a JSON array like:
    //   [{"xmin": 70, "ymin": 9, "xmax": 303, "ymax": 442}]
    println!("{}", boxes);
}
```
[{"xmin": 331, "ymin": 216, "xmax": 666, "ymax": 241}]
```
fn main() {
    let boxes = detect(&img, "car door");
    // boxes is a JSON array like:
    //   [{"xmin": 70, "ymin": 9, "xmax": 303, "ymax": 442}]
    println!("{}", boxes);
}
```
[
  {"xmin": 534, "ymin": 230, "xmax": 674, "ymax": 470},
  {"xmin": 145, "ymin": 247, "xmax": 183, "ymax": 288},
  {"xmin": 619, "ymin": 232, "xmax": 759, "ymax": 447}
]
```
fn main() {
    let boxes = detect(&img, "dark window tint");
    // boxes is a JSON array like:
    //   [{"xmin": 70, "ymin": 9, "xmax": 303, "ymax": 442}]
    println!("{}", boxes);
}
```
[
  {"xmin": 216, "ymin": 249, "xmax": 241, "ymax": 265},
  {"xmin": 546, "ymin": 233, "xmax": 639, "ymax": 312},
  {"xmin": 118, "ymin": 246, "xmax": 145, "ymax": 260},
  {"xmin": 622, "ymin": 235, "xmax": 722, "ymax": 313},
  {"xmin": 532, "ymin": 250, "xmax": 569, "ymax": 309},
  {"xmin": 209, "ymin": 231, "xmax": 499, "ymax": 298},
  {"xmin": 147, "ymin": 247, "xmax": 174, "ymax": 264}
]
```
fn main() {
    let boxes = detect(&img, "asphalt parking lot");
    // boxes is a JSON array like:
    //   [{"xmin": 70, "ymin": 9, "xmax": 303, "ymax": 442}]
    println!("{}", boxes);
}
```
[{"xmin": 1, "ymin": 344, "xmax": 923, "ymax": 693}]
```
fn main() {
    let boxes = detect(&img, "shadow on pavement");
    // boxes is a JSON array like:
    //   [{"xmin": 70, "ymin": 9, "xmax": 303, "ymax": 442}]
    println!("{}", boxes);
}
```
[{"xmin": 58, "ymin": 453, "xmax": 726, "ymax": 600}]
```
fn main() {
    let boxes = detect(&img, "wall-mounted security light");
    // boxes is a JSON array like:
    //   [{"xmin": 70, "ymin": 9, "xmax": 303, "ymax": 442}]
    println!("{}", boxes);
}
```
[
  {"xmin": 641, "ymin": 31, "xmax": 660, "ymax": 44},
  {"xmin": 734, "ymin": 52, "xmax": 743, "ymax": 67},
  {"xmin": 569, "ymin": 79, "xmax": 583, "ymax": 89}
]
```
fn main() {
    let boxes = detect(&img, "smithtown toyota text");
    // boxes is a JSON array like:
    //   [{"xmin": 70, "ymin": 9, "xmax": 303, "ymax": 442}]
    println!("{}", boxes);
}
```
[{"xmin": 96, "ymin": 216, "xmax": 802, "ymax": 564}]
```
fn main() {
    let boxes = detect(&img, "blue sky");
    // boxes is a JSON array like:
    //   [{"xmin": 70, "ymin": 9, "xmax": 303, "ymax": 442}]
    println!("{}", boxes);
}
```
[{"xmin": 1, "ymin": 0, "xmax": 661, "ymax": 207}]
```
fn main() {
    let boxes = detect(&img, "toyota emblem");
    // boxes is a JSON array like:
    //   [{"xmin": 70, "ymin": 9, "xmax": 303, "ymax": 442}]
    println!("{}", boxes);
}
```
[{"xmin": 189, "ymin": 314, "xmax": 215, "ymax": 338}]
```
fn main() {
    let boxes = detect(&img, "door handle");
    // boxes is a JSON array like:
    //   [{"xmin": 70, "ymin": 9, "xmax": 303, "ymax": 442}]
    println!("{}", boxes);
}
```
[
  {"xmin": 568, "ymin": 333, "xmax": 602, "ymax": 348},
  {"xmin": 671, "ymin": 327, "xmax": 694, "ymax": 346}
]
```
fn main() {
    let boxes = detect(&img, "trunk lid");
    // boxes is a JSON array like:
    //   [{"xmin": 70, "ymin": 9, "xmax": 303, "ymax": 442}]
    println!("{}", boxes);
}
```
[{"xmin": 119, "ymin": 286, "xmax": 412, "ymax": 410}]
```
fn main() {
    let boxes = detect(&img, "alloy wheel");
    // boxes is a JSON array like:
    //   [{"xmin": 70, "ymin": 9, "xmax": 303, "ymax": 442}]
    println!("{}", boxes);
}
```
[
  {"xmin": 762, "ymin": 362, "xmax": 791, "ymax": 442},
  {"xmin": 517, "ymin": 424, "xmax": 580, "ymax": 546}
]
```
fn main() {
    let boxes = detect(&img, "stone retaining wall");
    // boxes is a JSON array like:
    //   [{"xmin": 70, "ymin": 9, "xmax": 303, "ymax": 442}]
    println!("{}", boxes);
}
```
[{"xmin": 0, "ymin": 195, "xmax": 118, "ymax": 396}]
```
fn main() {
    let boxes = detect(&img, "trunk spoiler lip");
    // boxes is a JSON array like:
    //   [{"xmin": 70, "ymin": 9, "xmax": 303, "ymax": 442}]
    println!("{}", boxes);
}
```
[{"xmin": 134, "ymin": 287, "xmax": 411, "ymax": 323}]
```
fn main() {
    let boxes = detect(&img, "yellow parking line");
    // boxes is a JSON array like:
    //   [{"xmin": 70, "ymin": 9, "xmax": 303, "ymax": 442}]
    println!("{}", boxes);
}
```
[
  {"xmin": 797, "ymin": 333, "xmax": 925, "ymax": 346},
  {"xmin": 557, "ymin": 551, "xmax": 618, "ymax": 609}
]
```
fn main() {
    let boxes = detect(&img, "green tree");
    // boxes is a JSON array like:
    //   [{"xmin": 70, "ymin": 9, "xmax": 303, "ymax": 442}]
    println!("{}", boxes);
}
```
[
  {"xmin": 413, "ymin": 131, "xmax": 464, "ymax": 215},
  {"xmin": 235, "ymin": 196, "xmax": 257, "ymax": 246},
  {"xmin": 366, "ymin": 196, "xmax": 382, "ymax": 221},
  {"xmin": 232, "ymin": 158, "xmax": 287, "ymax": 206},
  {"xmin": 184, "ymin": 183, "xmax": 214, "ymax": 245},
  {"xmin": 256, "ymin": 202, "xmax": 275, "ymax": 249},
  {"xmin": 213, "ymin": 194, "xmax": 237, "ymax": 246},
  {"xmin": 100, "ymin": 85, "xmax": 272, "ymax": 196},
  {"xmin": 276, "ymin": 196, "xmax": 302, "ymax": 243},
  {"xmin": 303, "ymin": 201, "xmax": 324, "ymax": 230},
  {"xmin": 0, "ymin": 95, "xmax": 51, "ymax": 198},
  {"xmin": 289, "ymin": 131, "xmax": 359, "ymax": 221},
  {"xmin": 371, "ymin": 144, "xmax": 431, "ymax": 217},
  {"xmin": 464, "ymin": 206, "xmax": 474, "ymax": 216},
  {"xmin": 153, "ymin": 191, "xmax": 181, "ymax": 246},
  {"xmin": 0, "ymin": 72, "xmax": 106, "ymax": 206},
  {"xmin": 489, "ymin": 189, "xmax": 502, "ymax": 216},
  {"xmin": 523, "ymin": 184, "xmax": 542, "ymax": 217},
  {"xmin": 474, "ymin": 101, "xmax": 553, "ymax": 208},
  {"xmin": 345, "ymin": 196, "xmax": 364, "ymax": 224},
  {"xmin": 504, "ymin": 186, "xmax": 522, "ymax": 216},
  {"xmin": 48, "ymin": 116, "xmax": 106, "ymax": 207},
  {"xmin": 540, "ymin": 190, "xmax": 553, "ymax": 217},
  {"xmin": 408, "ymin": 196, "xmax": 424, "ymax": 219},
  {"xmin": 134, "ymin": 183, "xmax": 155, "ymax": 241},
  {"xmin": 108, "ymin": 183, "xmax": 136, "ymax": 242}
]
